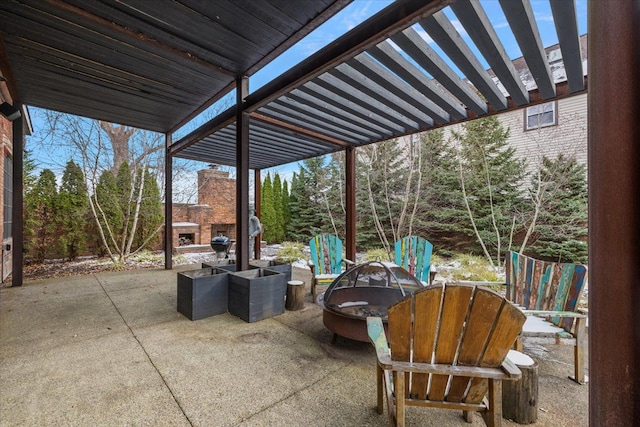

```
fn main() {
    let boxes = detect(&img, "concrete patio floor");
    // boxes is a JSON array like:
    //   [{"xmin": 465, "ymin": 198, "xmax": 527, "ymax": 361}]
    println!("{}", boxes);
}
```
[{"xmin": 0, "ymin": 264, "xmax": 588, "ymax": 426}]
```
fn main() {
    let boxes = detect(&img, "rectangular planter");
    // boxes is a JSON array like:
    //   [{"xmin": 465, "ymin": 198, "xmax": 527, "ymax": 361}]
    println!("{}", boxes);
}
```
[
  {"xmin": 202, "ymin": 260, "xmax": 258, "ymax": 273},
  {"xmin": 177, "ymin": 268, "xmax": 229, "ymax": 321},
  {"xmin": 228, "ymin": 268, "xmax": 287, "ymax": 323},
  {"xmin": 263, "ymin": 260, "xmax": 292, "ymax": 283}
]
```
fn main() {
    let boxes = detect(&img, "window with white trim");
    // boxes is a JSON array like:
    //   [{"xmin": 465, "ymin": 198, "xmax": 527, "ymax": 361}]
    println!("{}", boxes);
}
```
[{"xmin": 525, "ymin": 101, "xmax": 557, "ymax": 130}]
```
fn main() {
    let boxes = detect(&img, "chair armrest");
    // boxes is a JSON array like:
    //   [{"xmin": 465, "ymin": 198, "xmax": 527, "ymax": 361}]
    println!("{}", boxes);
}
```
[
  {"xmin": 501, "ymin": 357, "xmax": 523, "ymax": 379},
  {"xmin": 522, "ymin": 309, "xmax": 587, "ymax": 319},
  {"xmin": 367, "ymin": 317, "xmax": 392, "ymax": 366},
  {"xmin": 308, "ymin": 260, "xmax": 316, "ymax": 275}
]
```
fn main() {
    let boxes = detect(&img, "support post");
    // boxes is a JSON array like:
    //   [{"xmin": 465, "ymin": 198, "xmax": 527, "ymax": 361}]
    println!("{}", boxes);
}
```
[
  {"xmin": 589, "ymin": 1, "xmax": 640, "ymax": 425},
  {"xmin": 164, "ymin": 133, "xmax": 173, "ymax": 270},
  {"xmin": 11, "ymin": 103, "xmax": 23, "ymax": 287},
  {"xmin": 236, "ymin": 76, "xmax": 250, "ymax": 271},
  {"xmin": 345, "ymin": 147, "xmax": 356, "ymax": 262},
  {"xmin": 254, "ymin": 169, "xmax": 261, "ymax": 260}
]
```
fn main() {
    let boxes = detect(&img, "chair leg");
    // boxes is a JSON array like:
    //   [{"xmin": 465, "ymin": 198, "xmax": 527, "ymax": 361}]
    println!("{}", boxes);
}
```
[
  {"xmin": 481, "ymin": 379, "xmax": 502, "ymax": 427},
  {"xmin": 376, "ymin": 364, "xmax": 384, "ymax": 414},
  {"xmin": 463, "ymin": 410, "xmax": 473, "ymax": 423},
  {"xmin": 395, "ymin": 370, "xmax": 405, "ymax": 427},
  {"xmin": 311, "ymin": 279, "xmax": 316, "ymax": 299},
  {"xmin": 571, "ymin": 317, "xmax": 587, "ymax": 384}
]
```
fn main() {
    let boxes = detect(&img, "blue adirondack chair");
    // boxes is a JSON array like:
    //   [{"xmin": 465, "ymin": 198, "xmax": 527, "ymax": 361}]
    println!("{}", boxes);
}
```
[
  {"xmin": 309, "ymin": 234, "xmax": 353, "ymax": 298},
  {"xmin": 394, "ymin": 236, "xmax": 433, "ymax": 284}
]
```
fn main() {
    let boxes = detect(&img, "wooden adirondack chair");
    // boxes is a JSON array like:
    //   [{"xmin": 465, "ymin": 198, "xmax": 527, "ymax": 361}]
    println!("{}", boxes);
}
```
[
  {"xmin": 394, "ymin": 236, "xmax": 433, "ymax": 283},
  {"xmin": 505, "ymin": 250, "xmax": 588, "ymax": 383},
  {"xmin": 309, "ymin": 234, "xmax": 354, "ymax": 298},
  {"xmin": 367, "ymin": 284, "xmax": 526, "ymax": 427}
]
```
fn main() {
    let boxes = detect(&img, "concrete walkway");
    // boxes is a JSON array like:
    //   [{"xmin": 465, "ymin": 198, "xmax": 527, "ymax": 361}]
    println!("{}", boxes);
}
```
[{"xmin": 0, "ymin": 265, "xmax": 588, "ymax": 426}]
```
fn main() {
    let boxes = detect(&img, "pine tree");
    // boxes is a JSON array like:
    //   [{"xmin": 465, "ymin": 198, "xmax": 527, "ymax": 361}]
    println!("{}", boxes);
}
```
[
  {"xmin": 272, "ymin": 173, "xmax": 285, "ymax": 242},
  {"xmin": 298, "ymin": 156, "xmax": 333, "ymax": 237},
  {"xmin": 93, "ymin": 169, "xmax": 124, "ymax": 254},
  {"xmin": 133, "ymin": 168, "xmax": 164, "ymax": 249},
  {"xmin": 528, "ymin": 154, "xmax": 588, "ymax": 263},
  {"xmin": 281, "ymin": 179, "xmax": 291, "ymax": 239},
  {"xmin": 29, "ymin": 169, "xmax": 60, "ymax": 261},
  {"xmin": 355, "ymin": 139, "xmax": 408, "ymax": 251},
  {"xmin": 450, "ymin": 117, "xmax": 528, "ymax": 265},
  {"xmin": 260, "ymin": 173, "xmax": 277, "ymax": 243},
  {"xmin": 58, "ymin": 160, "xmax": 88, "ymax": 260},
  {"xmin": 287, "ymin": 170, "xmax": 312, "ymax": 242},
  {"xmin": 22, "ymin": 150, "xmax": 40, "ymax": 257}
]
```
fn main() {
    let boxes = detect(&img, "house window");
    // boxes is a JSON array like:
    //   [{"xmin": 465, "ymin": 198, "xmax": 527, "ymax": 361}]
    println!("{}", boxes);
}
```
[{"xmin": 525, "ymin": 101, "xmax": 557, "ymax": 130}]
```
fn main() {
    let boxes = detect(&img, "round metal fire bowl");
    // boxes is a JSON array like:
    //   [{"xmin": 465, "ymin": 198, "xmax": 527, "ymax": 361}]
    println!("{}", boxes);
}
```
[{"xmin": 319, "ymin": 286, "xmax": 404, "ymax": 342}]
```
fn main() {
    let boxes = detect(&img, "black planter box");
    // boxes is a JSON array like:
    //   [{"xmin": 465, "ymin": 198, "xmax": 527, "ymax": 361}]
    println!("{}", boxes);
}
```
[
  {"xmin": 262, "ymin": 260, "xmax": 292, "ymax": 283},
  {"xmin": 202, "ymin": 260, "xmax": 258, "ymax": 273},
  {"xmin": 177, "ymin": 268, "xmax": 229, "ymax": 321},
  {"xmin": 228, "ymin": 268, "xmax": 287, "ymax": 323}
]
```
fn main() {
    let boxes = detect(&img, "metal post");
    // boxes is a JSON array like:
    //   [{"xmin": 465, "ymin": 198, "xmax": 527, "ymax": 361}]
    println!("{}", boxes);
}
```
[
  {"xmin": 164, "ymin": 133, "xmax": 173, "ymax": 270},
  {"xmin": 345, "ymin": 147, "xmax": 356, "ymax": 261},
  {"xmin": 236, "ymin": 76, "xmax": 250, "ymax": 271},
  {"xmin": 588, "ymin": 1, "xmax": 640, "ymax": 424},
  {"xmin": 254, "ymin": 168, "xmax": 261, "ymax": 260},
  {"xmin": 11, "ymin": 103, "xmax": 23, "ymax": 287}
]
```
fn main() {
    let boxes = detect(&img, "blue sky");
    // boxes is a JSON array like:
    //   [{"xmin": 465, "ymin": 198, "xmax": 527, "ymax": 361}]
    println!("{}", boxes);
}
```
[{"xmin": 27, "ymin": 0, "xmax": 588, "ymax": 193}]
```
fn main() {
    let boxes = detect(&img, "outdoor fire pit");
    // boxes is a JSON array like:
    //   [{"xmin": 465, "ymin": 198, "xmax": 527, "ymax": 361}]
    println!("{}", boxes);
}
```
[
  {"xmin": 210, "ymin": 235, "xmax": 232, "ymax": 259},
  {"xmin": 318, "ymin": 261, "xmax": 425, "ymax": 342}
]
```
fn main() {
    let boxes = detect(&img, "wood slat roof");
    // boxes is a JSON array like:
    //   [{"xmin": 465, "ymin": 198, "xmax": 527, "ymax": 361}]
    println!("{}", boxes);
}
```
[
  {"xmin": 0, "ymin": 0, "xmax": 349, "ymax": 133},
  {"xmin": 171, "ymin": 0, "xmax": 587, "ymax": 170},
  {"xmin": 0, "ymin": 0, "xmax": 587, "ymax": 171}
]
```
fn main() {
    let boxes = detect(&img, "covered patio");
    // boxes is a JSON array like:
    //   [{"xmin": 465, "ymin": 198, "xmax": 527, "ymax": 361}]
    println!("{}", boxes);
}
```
[
  {"xmin": 0, "ymin": 1, "xmax": 638, "ymax": 424},
  {"xmin": 0, "ymin": 265, "xmax": 587, "ymax": 426}
]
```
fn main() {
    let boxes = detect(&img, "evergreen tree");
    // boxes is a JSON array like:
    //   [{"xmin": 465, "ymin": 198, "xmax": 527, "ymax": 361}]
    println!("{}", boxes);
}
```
[
  {"xmin": 133, "ymin": 168, "xmax": 164, "ymax": 249},
  {"xmin": 93, "ymin": 169, "xmax": 124, "ymax": 254},
  {"xmin": 528, "ymin": 155, "xmax": 588, "ymax": 263},
  {"xmin": 260, "ymin": 173, "xmax": 277, "ymax": 243},
  {"xmin": 272, "ymin": 173, "xmax": 285, "ymax": 242},
  {"xmin": 281, "ymin": 179, "xmax": 291, "ymax": 239},
  {"xmin": 287, "ymin": 170, "xmax": 313, "ymax": 242},
  {"xmin": 355, "ymin": 139, "xmax": 408, "ymax": 251},
  {"xmin": 22, "ymin": 150, "xmax": 39, "ymax": 256},
  {"xmin": 115, "ymin": 162, "xmax": 133, "ymax": 245},
  {"xmin": 324, "ymin": 151, "xmax": 346, "ymax": 239},
  {"xmin": 58, "ymin": 160, "xmax": 88, "ymax": 260},
  {"xmin": 29, "ymin": 169, "xmax": 60, "ymax": 261},
  {"xmin": 450, "ymin": 117, "xmax": 528, "ymax": 265},
  {"xmin": 298, "ymin": 156, "xmax": 333, "ymax": 237}
]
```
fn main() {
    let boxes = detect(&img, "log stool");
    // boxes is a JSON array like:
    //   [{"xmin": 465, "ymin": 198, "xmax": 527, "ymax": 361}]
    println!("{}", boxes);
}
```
[
  {"xmin": 503, "ymin": 350, "xmax": 538, "ymax": 424},
  {"xmin": 285, "ymin": 280, "xmax": 305, "ymax": 311}
]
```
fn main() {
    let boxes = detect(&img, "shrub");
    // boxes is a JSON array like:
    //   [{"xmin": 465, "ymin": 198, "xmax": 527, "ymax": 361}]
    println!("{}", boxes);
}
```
[
  {"xmin": 276, "ymin": 242, "xmax": 307, "ymax": 263},
  {"xmin": 450, "ymin": 253, "xmax": 501, "ymax": 282},
  {"xmin": 364, "ymin": 248, "xmax": 391, "ymax": 262}
]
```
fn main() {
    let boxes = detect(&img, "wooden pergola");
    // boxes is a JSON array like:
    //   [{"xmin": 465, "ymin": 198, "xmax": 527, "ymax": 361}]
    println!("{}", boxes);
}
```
[{"xmin": 0, "ymin": 1, "xmax": 638, "ymax": 424}]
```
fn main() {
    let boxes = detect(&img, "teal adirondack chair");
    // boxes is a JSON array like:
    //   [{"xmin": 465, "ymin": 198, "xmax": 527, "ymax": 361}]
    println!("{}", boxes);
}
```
[
  {"xmin": 309, "ymin": 234, "xmax": 354, "ymax": 298},
  {"xmin": 394, "ymin": 236, "xmax": 433, "ymax": 284}
]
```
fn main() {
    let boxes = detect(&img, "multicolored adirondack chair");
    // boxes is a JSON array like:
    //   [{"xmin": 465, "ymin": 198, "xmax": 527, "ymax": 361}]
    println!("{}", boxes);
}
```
[
  {"xmin": 394, "ymin": 236, "xmax": 433, "ymax": 283},
  {"xmin": 309, "ymin": 234, "xmax": 354, "ymax": 298},
  {"xmin": 368, "ymin": 284, "xmax": 526, "ymax": 427},
  {"xmin": 505, "ymin": 250, "xmax": 588, "ymax": 384}
]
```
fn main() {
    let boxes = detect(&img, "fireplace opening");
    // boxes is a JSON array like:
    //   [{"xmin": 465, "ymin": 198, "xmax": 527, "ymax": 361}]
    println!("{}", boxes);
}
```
[{"xmin": 178, "ymin": 233, "xmax": 195, "ymax": 246}]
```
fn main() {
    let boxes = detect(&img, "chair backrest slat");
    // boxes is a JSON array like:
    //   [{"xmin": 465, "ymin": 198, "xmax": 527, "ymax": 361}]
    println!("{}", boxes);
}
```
[
  {"xmin": 387, "ymin": 284, "xmax": 525, "ymax": 405},
  {"xmin": 505, "ymin": 251, "xmax": 588, "ymax": 331},
  {"xmin": 394, "ymin": 236, "xmax": 433, "ymax": 282},
  {"xmin": 309, "ymin": 234, "xmax": 343, "ymax": 275}
]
